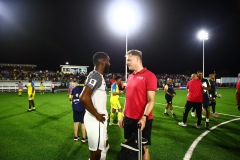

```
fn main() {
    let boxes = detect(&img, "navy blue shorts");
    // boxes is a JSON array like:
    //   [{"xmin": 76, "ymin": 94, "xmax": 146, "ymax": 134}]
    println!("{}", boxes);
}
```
[
  {"xmin": 123, "ymin": 116, "xmax": 152, "ymax": 145},
  {"xmin": 73, "ymin": 110, "xmax": 85, "ymax": 123},
  {"xmin": 202, "ymin": 93, "xmax": 210, "ymax": 108},
  {"xmin": 165, "ymin": 94, "xmax": 173, "ymax": 104}
]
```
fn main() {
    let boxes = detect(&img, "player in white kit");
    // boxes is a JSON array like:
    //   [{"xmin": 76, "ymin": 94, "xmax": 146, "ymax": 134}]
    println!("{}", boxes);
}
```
[{"xmin": 80, "ymin": 52, "xmax": 110, "ymax": 160}]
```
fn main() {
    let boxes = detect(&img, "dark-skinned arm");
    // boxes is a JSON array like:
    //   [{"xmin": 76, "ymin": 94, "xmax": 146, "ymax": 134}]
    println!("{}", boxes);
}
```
[{"xmin": 80, "ymin": 86, "xmax": 105, "ymax": 123}]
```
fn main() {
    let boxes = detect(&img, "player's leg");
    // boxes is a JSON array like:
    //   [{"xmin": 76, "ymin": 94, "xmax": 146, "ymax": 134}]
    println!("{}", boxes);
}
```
[
  {"xmin": 27, "ymin": 100, "xmax": 32, "ymax": 112},
  {"xmin": 164, "ymin": 95, "xmax": 169, "ymax": 115},
  {"xmin": 18, "ymin": 89, "xmax": 22, "ymax": 96},
  {"xmin": 27, "ymin": 93, "xmax": 32, "ymax": 112},
  {"xmin": 73, "ymin": 122, "xmax": 80, "ymax": 141},
  {"xmin": 210, "ymin": 95, "xmax": 219, "ymax": 117},
  {"xmin": 117, "ymin": 108, "xmax": 123, "ymax": 121},
  {"xmin": 109, "ymin": 101, "xmax": 117, "ymax": 125},
  {"xmin": 32, "ymin": 94, "xmax": 36, "ymax": 111},
  {"xmin": 203, "ymin": 94, "xmax": 210, "ymax": 129},
  {"xmin": 80, "ymin": 110, "xmax": 87, "ymax": 142},
  {"xmin": 115, "ymin": 101, "xmax": 123, "ymax": 121},
  {"xmin": 84, "ymin": 114, "xmax": 108, "ymax": 160}
]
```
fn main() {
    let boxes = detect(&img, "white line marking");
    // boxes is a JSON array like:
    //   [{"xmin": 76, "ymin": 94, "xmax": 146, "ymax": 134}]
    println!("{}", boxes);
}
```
[
  {"xmin": 183, "ymin": 117, "xmax": 240, "ymax": 160},
  {"xmin": 154, "ymin": 102, "xmax": 240, "ymax": 118},
  {"xmin": 120, "ymin": 97, "xmax": 240, "ymax": 117}
]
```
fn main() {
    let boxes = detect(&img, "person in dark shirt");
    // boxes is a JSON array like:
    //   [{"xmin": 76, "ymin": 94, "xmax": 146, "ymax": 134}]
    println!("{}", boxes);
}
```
[
  {"xmin": 208, "ymin": 73, "xmax": 220, "ymax": 117},
  {"xmin": 163, "ymin": 78, "xmax": 177, "ymax": 118}
]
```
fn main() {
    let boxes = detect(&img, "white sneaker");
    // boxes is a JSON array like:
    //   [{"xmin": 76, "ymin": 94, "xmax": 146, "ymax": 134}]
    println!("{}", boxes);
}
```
[
  {"xmin": 178, "ymin": 122, "xmax": 187, "ymax": 127},
  {"xmin": 191, "ymin": 112, "xmax": 195, "ymax": 117},
  {"xmin": 195, "ymin": 123, "xmax": 200, "ymax": 129}
]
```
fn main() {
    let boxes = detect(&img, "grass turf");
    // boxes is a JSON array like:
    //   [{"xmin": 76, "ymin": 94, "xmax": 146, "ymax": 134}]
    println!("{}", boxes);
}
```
[{"xmin": 0, "ymin": 88, "xmax": 239, "ymax": 160}]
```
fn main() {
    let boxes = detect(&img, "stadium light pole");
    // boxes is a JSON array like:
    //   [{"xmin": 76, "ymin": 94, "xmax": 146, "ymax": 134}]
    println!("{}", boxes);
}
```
[
  {"xmin": 198, "ymin": 30, "xmax": 208, "ymax": 77},
  {"xmin": 106, "ymin": 1, "xmax": 143, "ymax": 81}
]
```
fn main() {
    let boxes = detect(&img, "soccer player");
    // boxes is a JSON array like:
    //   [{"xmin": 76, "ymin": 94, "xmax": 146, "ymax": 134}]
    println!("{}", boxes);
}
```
[
  {"xmin": 40, "ymin": 81, "xmax": 45, "ymax": 94},
  {"xmin": 80, "ymin": 52, "xmax": 110, "ymax": 160},
  {"xmin": 25, "ymin": 78, "xmax": 36, "ymax": 112},
  {"xmin": 68, "ymin": 75, "xmax": 78, "ymax": 102},
  {"xmin": 17, "ymin": 81, "xmax": 23, "ymax": 96},
  {"xmin": 118, "ymin": 49, "xmax": 157, "ymax": 160},
  {"xmin": 208, "ymin": 73, "xmax": 219, "ymax": 117},
  {"xmin": 109, "ymin": 74, "xmax": 124, "ymax": 125},
  {"xmin": 197, "ymin": 70, "xmax": 211, "ymax": 129},
  {"xmin": 178, "ymin": 73, "xmax": 208, "ymax": 128},
  {"xmin": 236, "ymin": 73, "xmax": 240, "ymax": 111},
  {"xmin": 51, "ymin": 82, "xmax": 55, "ymax": 94},
  {"xmin": 71, "ymin": 85, "xmax": 87, "ymax": 142},
  {"xmin": 163, "ymin": 78, "xmax": 177, "ymax": 118}
]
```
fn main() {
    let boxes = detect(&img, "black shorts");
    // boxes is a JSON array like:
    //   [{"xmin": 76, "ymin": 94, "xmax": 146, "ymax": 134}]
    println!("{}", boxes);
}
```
[
  {"xmin": 73, "ymin": 110, "xmax": 85, "ymax": 123},
  {"xmin": 124, "ymin": 116, "xmax": 153, "ymax": 145},
  {"xmin": 165, "ymin": 94, "xmax": 173, "ymax": 104},
  {"xmin": 203, "ymin": 93, "xmax": 210, "ymax": 108}
]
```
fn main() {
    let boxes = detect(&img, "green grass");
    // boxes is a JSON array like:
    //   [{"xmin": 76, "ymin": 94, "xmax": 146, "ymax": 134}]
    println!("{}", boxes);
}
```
[{"xmin": 0, "ymin": 89, "xmax": 240, "ymax": 160}]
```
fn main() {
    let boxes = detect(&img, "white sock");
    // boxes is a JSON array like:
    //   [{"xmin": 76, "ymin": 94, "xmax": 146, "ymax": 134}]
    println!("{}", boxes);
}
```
[
  {"xmin": 164, "ymin": 109, "xmax": 167, "ymax": 113},
  {"xmin": 171, "ymin": 110, "xmax": 174, "ymax": 114}
]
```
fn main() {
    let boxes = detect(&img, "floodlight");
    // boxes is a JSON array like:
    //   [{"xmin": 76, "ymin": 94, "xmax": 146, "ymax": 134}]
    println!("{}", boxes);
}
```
[
  {"xmin": 106, "ymin": 0, "xmax": 143, "ymax": 35},
  {"xmin": 198, "ymin": 30, "xmax": 208, "ymax": 40}
]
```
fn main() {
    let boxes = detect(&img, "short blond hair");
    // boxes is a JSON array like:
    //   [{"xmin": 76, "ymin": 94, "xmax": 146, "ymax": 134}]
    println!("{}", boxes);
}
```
[{"xmin": 126, "ymin": 49, "xmax": 142, "ymax": 60}]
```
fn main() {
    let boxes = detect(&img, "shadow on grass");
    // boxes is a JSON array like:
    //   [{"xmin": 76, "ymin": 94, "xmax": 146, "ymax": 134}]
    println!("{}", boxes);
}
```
[
  {"xmin": 31, "ymin": 109, "xmax": 72, "ymax": 128},
  {"xmin": 0, "ymin": 111, "xmax": 27, "ymax": 121},
  {"xmin": 53, "ymin": 137, "xmax": 88, "ymax": 160}
]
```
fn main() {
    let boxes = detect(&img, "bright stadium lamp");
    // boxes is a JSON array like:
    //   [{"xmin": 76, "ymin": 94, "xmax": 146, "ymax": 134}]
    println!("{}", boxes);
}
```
[
  {"xmin": 198, "ymin": 30, "xmax": 208, "ymax": 77},
  {"xmin": 65, "ymin": 62, "xmax": 69, "ymax": 65},
  {"xmin": 106, "ymin": 0, "xmax": 143, "ymax": 81}
]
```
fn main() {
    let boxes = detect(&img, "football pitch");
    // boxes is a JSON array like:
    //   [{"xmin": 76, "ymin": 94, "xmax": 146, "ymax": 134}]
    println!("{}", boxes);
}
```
[{"xmin": 0, "ymin": 88, "xmax": 239, "ymax": 160}]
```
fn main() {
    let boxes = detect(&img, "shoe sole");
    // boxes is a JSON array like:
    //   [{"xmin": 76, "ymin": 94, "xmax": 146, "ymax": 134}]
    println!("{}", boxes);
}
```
[{"xmin": 120, "ymin": 143, "xmax": 139, "ymax": 151}]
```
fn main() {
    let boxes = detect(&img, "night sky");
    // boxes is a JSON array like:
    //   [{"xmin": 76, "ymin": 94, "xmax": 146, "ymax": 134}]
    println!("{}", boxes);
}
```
[{"xmin": 0, "ymin": 0, "xmax": 239, "ymax": 77}]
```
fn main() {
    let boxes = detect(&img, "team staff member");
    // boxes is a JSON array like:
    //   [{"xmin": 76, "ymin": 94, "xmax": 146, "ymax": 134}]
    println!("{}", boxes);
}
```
[
  {"xmin": 118, "ymin": 49, "xmax": 157, "ymax": 160},
  {"xmin": 25, "ymin": 78, "xmax": 36, "ymax": 112},
  {"xmin": 163, "ymin": 78, "xmax": 177, "ymax": 118},
  {"xmin": 236, "ymin": 73, "xmax": 240, "ymax": 111},
  {"xmin": 178, "ymin": 73, "xmax": 207, "ymax": 128},
  {"xmin": 80, "ymin": 52, "xmax": 110, "ymax": 160}
]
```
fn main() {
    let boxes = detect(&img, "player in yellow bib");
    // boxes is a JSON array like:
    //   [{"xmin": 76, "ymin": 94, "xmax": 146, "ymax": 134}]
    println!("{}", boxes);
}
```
[
  {"xmin": 25, "ymin": 78, "xmax": 36, "ymax": 112},
  {"xmin": 40, "ymin": 81, "xmax": 45, "ymax": 94},
  {"xmin": 109, "ymin": 75, "xmax": 124, "ymax": 125}
]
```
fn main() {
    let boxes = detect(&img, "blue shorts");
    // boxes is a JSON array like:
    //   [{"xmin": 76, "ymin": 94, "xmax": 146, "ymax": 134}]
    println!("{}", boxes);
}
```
[
  {"xmin": 73, "ymin": 110, "xmax": 85, "ymax": 123},
  {"xmin": 165, "ymin": 94, "xmax": 173, "ymax": 104}
]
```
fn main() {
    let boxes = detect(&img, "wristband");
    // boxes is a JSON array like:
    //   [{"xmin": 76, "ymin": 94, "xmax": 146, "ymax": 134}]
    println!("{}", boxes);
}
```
[{"xmin": 143, "ymin": 114, "xmax": 148, "ymax": 120}]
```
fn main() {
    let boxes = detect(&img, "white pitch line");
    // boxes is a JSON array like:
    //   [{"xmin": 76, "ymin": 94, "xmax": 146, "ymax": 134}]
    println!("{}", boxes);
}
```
[
  {"xmin": 183, "ymin": 117, "xmax": 240, "ymax": 160},
  {"xmin": 154, "ymin": 102, "xmax": 240, "ymax": 118}
]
